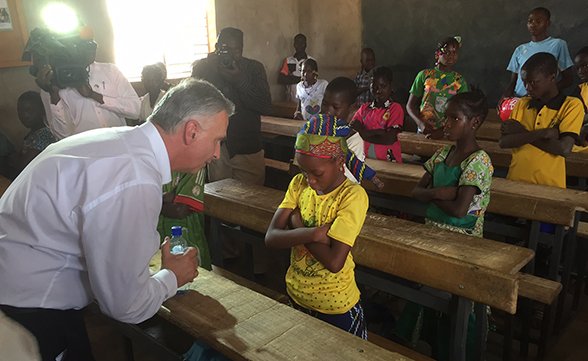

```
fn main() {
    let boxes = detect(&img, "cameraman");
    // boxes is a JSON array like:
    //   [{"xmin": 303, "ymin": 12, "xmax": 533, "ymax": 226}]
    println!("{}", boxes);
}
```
[
  {"xmin": 35, "ymin": 38, "xmax": 140, "ymax": 140},
  {"xmin": 191, "ymin": 27, "xmax": 271, "ymax": 186}
]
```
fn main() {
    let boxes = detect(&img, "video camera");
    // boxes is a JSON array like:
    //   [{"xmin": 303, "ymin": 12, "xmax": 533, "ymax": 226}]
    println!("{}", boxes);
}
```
[
  {"xmin": 22, "ymin": 27, "xmax": 95, "ymax": 89},
  {"xmin": 216, "ymin": 43, "xmax": 234, "ymax": 69}
]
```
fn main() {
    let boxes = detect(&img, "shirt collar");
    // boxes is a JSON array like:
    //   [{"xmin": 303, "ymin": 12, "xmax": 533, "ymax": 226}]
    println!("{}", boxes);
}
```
[
  {"xmin": 528, "ymin": 92, "xmax": 566, "ymax": 111},
  {"xmin": 368, "ymin": 99, "xmax": 391, "ymax": 109},
  {"xmin": 139, "ymin": 122, "xmax": 172, "ymax": 185}
]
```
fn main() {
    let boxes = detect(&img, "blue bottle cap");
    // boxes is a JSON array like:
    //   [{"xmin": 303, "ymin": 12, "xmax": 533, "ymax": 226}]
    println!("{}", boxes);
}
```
[{"xmin": 171, "ymin": 226, "xmax": 182, "ymax": 237}]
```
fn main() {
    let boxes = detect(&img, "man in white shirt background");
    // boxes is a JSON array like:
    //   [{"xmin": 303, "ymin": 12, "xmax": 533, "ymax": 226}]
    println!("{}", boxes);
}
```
[
  {"xmin": 0, "ymin": 78, "xmax": 232, "ymax": 360},
  {"xmin": 34, "ymin": 31, "xmax": 140, "ymax": 140}
]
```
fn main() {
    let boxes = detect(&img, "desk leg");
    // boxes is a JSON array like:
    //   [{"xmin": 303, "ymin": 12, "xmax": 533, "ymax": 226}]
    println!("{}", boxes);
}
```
[
  {"xmin": 520, "ymin": 221, "xmax": 541, "ymax": 356},
  {"xmin": 503, "ymin": 313, "xmax": 514, "ymax": 361},
  {"xmin": 555, "ymin": 213, "xmax": 579, "ymax": 334},
  {"xmin": 123, "ymin": 335, "xmax": 134, "ymax": 361},
  {"xmin": 473, "ymin": 303, "xmax": 487, "ymax": 361},
  {"xmin": 573, "ymin": 235, "xmax": 588, "ymax": 310},
  {"xmin": 449, "ymin": 295, "xmax": 469, "ymax": 361},
  {"xmin": 209, "ymin": 217, "xmax": 224, "ymax": 268},
  {"xmin": 538, "ymin": 304, "xmax": 552, "ymax": 359}
]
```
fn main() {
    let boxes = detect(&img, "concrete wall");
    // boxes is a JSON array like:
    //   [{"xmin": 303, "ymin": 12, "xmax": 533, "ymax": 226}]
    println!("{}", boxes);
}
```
[
  {"xmin": 362, "ymin": 0, "xmax": 588, "ymax": 105},
  {"xmin": 0, "ymin": 0, "xmax": 362, "ymax": 148},
  {"xmin": 299, "ymin": 0, "xmax": 362, "ymax": 82}
]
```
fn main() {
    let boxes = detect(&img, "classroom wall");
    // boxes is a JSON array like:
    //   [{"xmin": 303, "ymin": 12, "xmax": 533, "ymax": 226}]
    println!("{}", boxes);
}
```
[{"xmin": 361, "ymin": 0, "xmax": 588, "ymax": 106}]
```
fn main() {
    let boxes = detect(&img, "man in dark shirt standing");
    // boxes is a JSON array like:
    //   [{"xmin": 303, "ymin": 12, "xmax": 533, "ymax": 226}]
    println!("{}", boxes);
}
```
[{"xmin": 192, "ymin": 27, "xmax": 272, "ymax": 186}]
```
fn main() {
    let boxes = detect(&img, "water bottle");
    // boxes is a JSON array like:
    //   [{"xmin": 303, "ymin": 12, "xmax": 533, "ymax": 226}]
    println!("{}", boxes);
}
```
[{"xmin": 170, "ymin": 226, "xmax": 191, "ymax": 294}]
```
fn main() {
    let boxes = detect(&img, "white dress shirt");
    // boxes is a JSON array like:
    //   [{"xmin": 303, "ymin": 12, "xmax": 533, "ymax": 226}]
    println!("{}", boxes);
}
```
[
  {"xmin": 41, "ymin": 62, "xmax": 141, "ymax": 140},
  {"xmin": 0, "ymin": 122, "xmax": 176, "ymax": 324}
]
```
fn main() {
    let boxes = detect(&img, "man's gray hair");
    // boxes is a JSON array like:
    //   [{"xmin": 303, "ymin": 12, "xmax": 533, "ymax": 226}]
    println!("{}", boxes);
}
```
[{"xmin": 149, "ymin": 78, "xmax": 234, "ymax": 133}]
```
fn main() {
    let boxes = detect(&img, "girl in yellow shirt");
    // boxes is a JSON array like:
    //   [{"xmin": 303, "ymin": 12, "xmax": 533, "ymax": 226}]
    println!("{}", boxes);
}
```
[{"xmin": 265, "ymin": 113, "xmax": 382, "ymax": 339}]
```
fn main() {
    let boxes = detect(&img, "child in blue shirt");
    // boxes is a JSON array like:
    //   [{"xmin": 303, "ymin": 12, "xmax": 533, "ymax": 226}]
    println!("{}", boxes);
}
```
[{"xmin": 499, "ymin": 7, "xmax": 574, "ymax": 107}]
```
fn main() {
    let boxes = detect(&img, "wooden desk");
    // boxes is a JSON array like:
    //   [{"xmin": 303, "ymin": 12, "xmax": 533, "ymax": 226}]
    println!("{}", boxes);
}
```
[
  {"xmin": 260, "ymin": 116, "xmax": 588, "ymax": 179},
  {"xmin": 363, "ymin": 160, "xmax": 588, "ymax": 227},
  {"xmin": 269, "ymin": 102, "xmax": 297, "ymax": 119},
  {"xmin": 204, "ymin": 179, "xmax": 533, "ymax": 314},
  {"xmin": 149, "ymin": 253, "xmax": 415, "ymax": 361},
  {"xmin": 0, "ymin": 176, "xmax": 10, "ymax": 197}
]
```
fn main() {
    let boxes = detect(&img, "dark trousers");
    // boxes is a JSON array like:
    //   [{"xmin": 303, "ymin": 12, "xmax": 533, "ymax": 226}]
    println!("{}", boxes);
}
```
[{"xmin": 0, "ymin": 304, "xmax": 95, "ymax": 361}]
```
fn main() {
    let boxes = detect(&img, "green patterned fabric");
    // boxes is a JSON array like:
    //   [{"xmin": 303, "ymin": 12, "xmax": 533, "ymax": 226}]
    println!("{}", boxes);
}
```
[
  {"xmin": 157, "ymin": 169, "xmax": 211, "ymax": 270},
  {"xmin": 423, "ymin": 145, "xmax": 493, "ymax": 237}
]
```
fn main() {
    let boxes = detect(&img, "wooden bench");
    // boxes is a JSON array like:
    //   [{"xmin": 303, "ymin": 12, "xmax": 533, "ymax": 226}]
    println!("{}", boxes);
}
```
[{"xmin": 477, "ymin": 121, "xmax": 501, "ymax": 142}]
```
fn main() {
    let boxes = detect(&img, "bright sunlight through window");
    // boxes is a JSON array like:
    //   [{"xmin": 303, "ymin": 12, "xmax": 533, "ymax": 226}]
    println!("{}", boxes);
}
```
[{"xmin": 106, "ymin": 0, "xmax": 215, "ymax": 81}]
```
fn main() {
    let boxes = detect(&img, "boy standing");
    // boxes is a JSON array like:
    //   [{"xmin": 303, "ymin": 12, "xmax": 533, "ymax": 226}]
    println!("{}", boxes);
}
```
[
  {"xmin": 279, "ymin": 34, "xmax": 313, "ymax": 103},
  {"xmin": 499, "ymin": 52, "xmax": 584, "ymax": 188},
  {"xmin": 354, "ymin": 48, "xmax": 376, "ymax": 106},
  {"xmin": 499, "ymin": 7, "xmax": 574, "ymax": 106}
]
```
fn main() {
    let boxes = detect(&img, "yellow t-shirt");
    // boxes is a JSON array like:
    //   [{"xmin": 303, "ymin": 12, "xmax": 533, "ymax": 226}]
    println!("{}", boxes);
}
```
[
  {"xmin": 507, "ymin": 94, "xmax": 584, "ymax": 188},
  {"xmin": 572, "ymin": 83, "xmax": 588, "ymax": 153},
  {"xmin": 278, "ymin": 173, "xmax": 369, "ymax": 314}
]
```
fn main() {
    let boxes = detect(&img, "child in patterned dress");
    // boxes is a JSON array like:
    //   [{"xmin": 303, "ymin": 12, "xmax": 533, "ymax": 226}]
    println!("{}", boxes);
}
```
[{"xmin": 407, "ymin": 37, "xmax": 469, "ymax": 140}]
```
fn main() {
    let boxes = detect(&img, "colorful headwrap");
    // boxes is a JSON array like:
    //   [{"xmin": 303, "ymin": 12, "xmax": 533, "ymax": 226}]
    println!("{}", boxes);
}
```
[{"xmin": 295, "ymin": 113, "xmax": 384, "ymax": 190}]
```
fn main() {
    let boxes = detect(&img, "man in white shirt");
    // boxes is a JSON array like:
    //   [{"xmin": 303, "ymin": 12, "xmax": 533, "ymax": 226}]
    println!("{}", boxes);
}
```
[
  {"xmin": 0, "ymin": 78, "xmax": 233, "ymax": 360},
  {"xmin": 35, "ymin": 38, "xmax": 140, "ymax": 140}
]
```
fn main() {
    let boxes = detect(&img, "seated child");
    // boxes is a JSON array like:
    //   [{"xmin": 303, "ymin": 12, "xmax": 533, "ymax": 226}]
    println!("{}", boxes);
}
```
[
  {"xmin": 294, "ymin": 59, "xmax": 328, "ymax": 121},
  {"xmin": 499, "ymin": 7, "xmax": 574, "ymax": 107},
  {"xmin": 399, "ymin": 90, "xmax": 493, "ymax": 359},
  {"xmin": 279, "ymin": 33, "xmax": 313, "ymax": 103},
  {"xmin": 265, "ymin": 113, "xmax": 382, "ymax": 339},
  {"xmin": 350, "ymin": 66, "xmax": 403, "ymax": 162},
  {"xmin": 321, "ymin": 77, "xmax": 366, "ymax": 183},
  {"xmin": 572, "ymin": 47, "xmax": 588, "ymax": 152},
  {"xmin": 499, "ymin": 52, "xmax": 584, "ymax": 189},
  {"xmin": 137, "ymin": 64, "xmax": 167, "ymax": 124},
  {"xmin": 407, "ymin": 37, "xmax": 468, "ymax": 140},
  {"xmin": 354, "ymin": 48, "xmax": 376, "ymax": 106},
  {"xmin": 10, "ymin": 91, "xmax": 56, "ymax": 174},
  {"xmin": 158, "ymin": 170, "xmax": 210, "ymax": 270}
]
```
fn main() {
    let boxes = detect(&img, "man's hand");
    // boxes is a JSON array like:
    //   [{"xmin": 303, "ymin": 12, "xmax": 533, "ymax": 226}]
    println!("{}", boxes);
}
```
[
  {"xmin": 218, "ymin": 60, "xmax": 244, "ymax": 83},
  {"xmin": 35, "ymin": 65, "xmax": 54, "ymax": 90},
  {"xmin": 434, "ymin": 186, "xmax": 458, "ymax": 201},
  {"xmin": 76, "ymin": 84, "xmax": 104, "ymax": 104},
  {"xmin": 161, "ymin": 237, "xmax": 199, "ymax": 288},
  {"xmin": 77, "ymin": 84, "xmax": 93, "ymax": 97},
  {"xmin": 161, "ymin": 202, "xmax": 193, "ymax": 219},
  {"xmin": 501, "ymin": 119, "xmax": 527, "ymax": 135}
]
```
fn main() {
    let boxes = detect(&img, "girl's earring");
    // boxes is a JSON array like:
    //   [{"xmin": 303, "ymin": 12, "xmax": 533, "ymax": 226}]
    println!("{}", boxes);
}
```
[{"xmin": 340, "ymin": 166, "xmax": 344, "ymax": 172}]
